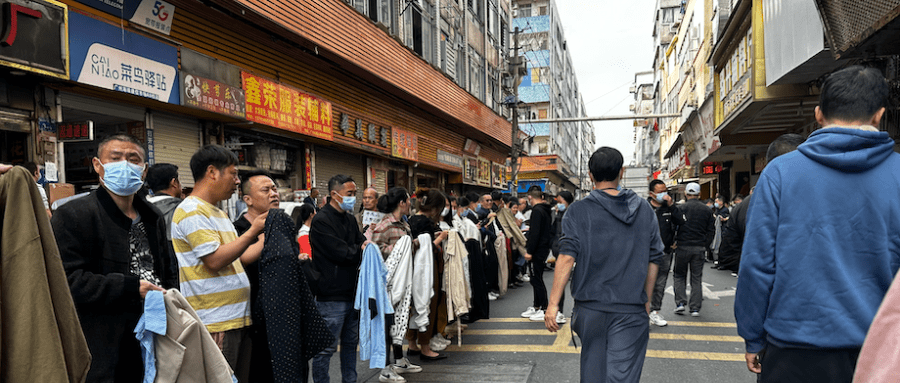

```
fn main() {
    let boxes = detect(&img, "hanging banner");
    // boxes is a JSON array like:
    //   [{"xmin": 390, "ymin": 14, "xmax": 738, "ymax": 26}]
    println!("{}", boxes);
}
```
[
  {"xmin": 69, "ymin": 11, "xmax": 178, "ymax": 104},
  {"xmin": 391, "ymin": 127, "xmax": 418, "ymax": 161},
  {"xmin": 182, "ymin": 73, "xmax": 245, "ymax": 118},
  {"xmin": 241, "ymin": 72, "xmax": 334, "ymax": 141}
]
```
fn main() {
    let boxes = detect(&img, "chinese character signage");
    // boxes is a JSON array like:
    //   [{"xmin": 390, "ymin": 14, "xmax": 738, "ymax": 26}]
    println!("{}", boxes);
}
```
[
  {"xmin": 492, "ymin": 162, "xmax": 503, "ymax": 188},
  {"xmin": 391, "ymin": 127, "xmax": 418, "ymax": 161},
  {"xmin": 338, "ymin": 112, "xmax": 390, "ymax": 148},
  {"xmin": 69, "ymin": 11, "xmax": 178, "ymax": 103},
  {"xmin": 182, "ymin": 73, "xmax": 245, "ymax": 118},
  {"xmin": 72, "ymin": 0, "xmax": 174, "ymax": 35},
  {"xmin": 58, "ymin": 121, "xmax": 93, "ymax": 142},
  {"xmin": 436, "ymin": 149, "xmax": 462, "ymax": 170},
  {"xmin": 0, "ymin": 0, "xmax": 68, "ymax": 79},
  {"xmin": 476, "ymin": 157, "xmax": 491, "ymax": 187},
  {"xmin": 241, "ymin": 72, "xmax": 333, "ymax": 141},
  {"xmin": 463, "ymin": 156, "xmax": 476, "ymax": 184}
]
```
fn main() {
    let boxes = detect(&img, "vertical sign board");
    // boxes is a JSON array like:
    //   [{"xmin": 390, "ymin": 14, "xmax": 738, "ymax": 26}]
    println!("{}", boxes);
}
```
[
  {"xmin": 71, "ymin": 0, "xmax": 174, "ymax": 35},
  {"xmin": 463, "ymin": 156, "xmax": 476, "ymax": 184},
  {"xmin": 476, "ymin": 157, "xmax": 491, "ymax": 187},
  {"xmin": 241, "ymin": 72, "xmax": 334, "ymax": 141},
  {"xmin": 182, "ymin": 73, "xmax": 245, "ymax": 118},
  {"xmin": 68, "ymin": 11, "xmax": 179, "ymax": 104},
  {"xmin": 391, "ymin": 127, "xmax": 418, "ymax": 161},
  {"xmin": 0, "ymin": 0, "xmax": 69, "ymax": 79}
]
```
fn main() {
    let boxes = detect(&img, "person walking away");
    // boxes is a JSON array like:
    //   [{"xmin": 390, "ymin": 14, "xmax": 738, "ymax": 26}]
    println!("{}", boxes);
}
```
[
  {"xmin": 648, "ymin": 179, "xmax": 679, "ymax": 327},
  {"xmin": 308, "ymin": 175, "xmax": 367, "ymax": 383},
  {"xmin": 716, "ymin": 134, "xmax": 805, "ymax": 276},
  {"xmin": 545, "ymin": 147, "xmax": 663, "ymax": 383},
  {"xmin": 231, "ymin": 170, "xmax": 281, "ymax": 382},
  {"xmin": 520, "ymin": 189, "xmax": 553, "ymax": 322},
  {"xmin": 548, "ymin": 191, "xmax": 574, "ymax": 324},
  {"xmin": 736, "ymin": 66, "xmax": 900, "ymax": 382},
  {"xmin": 171, "ymin": 145, "xmax": 267, "ymax": 383},
  {"xmin": 672, "ymin": 182, "xmax": 714, "ymax": 317},
  {"xmin": 53, "ymin": 135, "xmax": 179, "ymax": 383}
]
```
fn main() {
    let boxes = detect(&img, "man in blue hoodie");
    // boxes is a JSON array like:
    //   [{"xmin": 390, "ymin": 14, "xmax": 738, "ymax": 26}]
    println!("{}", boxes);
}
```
[
  {"xmin": 544, "ymin": 147, "xmax": 664, "ymax": 383},
  {"xmin": 736, "ymin": 66, "xmax": 900, "ymax": 383}
]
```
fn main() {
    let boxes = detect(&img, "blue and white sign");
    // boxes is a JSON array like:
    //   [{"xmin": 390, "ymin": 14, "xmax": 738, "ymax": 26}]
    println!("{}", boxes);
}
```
[
  {"xmin": 69, "ymin": 11, "xmax": 179, "ymax": 104},
  {"xmin": 72, "ymin": 0, "xmax": 174, "ymax": 35}
]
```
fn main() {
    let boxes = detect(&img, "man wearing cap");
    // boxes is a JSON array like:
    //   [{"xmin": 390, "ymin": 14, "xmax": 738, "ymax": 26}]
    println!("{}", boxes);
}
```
[{"xmin": 671, "ymin": 182, "xmax": 714, "ymax": 317}]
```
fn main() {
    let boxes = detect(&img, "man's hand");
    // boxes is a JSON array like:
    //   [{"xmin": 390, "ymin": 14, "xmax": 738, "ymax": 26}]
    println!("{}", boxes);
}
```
[
  {"xmin": 487, "ymin": 212, "xmax": 497, "ymax": 219},
  {"xmin": 139, "ymin": 280, "xmax": 165, "ymax": 298},
  {"xmin": 250, "ymin": 211, "xmax": 269, "ymax": 236},
  {"xmin": 745, "ymin": 352, "xmax": 761, "ymax": 374},
  {"xmin": 663, "ymin": 194, "xmax": 673, "ymax": 205},
  {"xmin": 645, "ymin": 301, "xmax": 651, "ymax": 314},
  {"xmin": 544, "ymin": 305, "xmax": 560, "ymax": 332},
  {"xmin": 0, "ymin": 164, "xmax": 11, "ymax": 174},
  {"xmin": 524, "ymin": 253, "xmax": 532, "ymax": 261},
  {"xmin": 361, "ymin": 240, "xmax": 371, "ymax": 251},
  {"xmin": 298, "ymin": 253, "xmax": 310, "ymax": 261}
]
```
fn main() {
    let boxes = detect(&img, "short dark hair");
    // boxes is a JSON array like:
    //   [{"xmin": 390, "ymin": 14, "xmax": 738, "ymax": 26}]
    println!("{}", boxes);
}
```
[
  {"xmin": 527, "ymin": 189, "xmax": 546, "ymax": 200},
  {"xmin": 766, "ymin": 133, "xmax": 806, "ymax": 163},
  {"xmin": 458, "ymin": 196, "xmax": 471, "ymax": 207},
  {"xmin": 377, "ymin": 187, "xmax": 409, "ymax": 213},
  {"xmin": 240, "ymin": 169, "xmax": 272, "ymax": 196},
  {"xmin": 327, "ymin": 174, "xmax": 355, "ymax": 193},
  {"xmin": 819, "ymin": 65, "xmax": 888, "ymax": 124},
  {"xmin": 649, "ymin": 179, "xmax": 666, "ymax": 192},
  {"xmin": 589, "ymin": 147, "xmax": 623, "ymax": 182},
  {"xmin": 98, "ymin": 134, "xmax": 146, "ymax": 158},
  {"xmin": 190, "ymin": 145, "xmax": 238, "ymax": 182},
  {"xmin": 558, "ymin": 190, "xmax": 574, "ymax": 205},
  {"xmin": 147, "ymin": 163, "xmax": 179, "ymax": 193},
  {"xmin": 527, "ymin": 185, "xmax": 542, "ymax": 193},
  {"xmin": 22, "ymin": 161, "xmax": 38, "ymax": 175},
  {"xmin": 490, "ymin": 191, "xmax": 502, "ymax": 201},
  {"xmin": 465, "ymin": 192, "xmax": 481, "ymax": 205}
]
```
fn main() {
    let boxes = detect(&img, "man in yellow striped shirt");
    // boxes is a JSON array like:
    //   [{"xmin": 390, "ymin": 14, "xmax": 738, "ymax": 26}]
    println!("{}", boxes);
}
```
[{"xmin": 171, "ymin": 145, "xmax": 268, "ymax": 383}]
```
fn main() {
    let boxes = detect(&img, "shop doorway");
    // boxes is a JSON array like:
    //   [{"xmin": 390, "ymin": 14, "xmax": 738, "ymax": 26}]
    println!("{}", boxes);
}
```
[
  {"xmin": 0, "ymin": 130, "xmax": 28, "ymax": 164},
  {"xmin": 60, "ymin": 107, "xmax": 145, "ymax": 192}
]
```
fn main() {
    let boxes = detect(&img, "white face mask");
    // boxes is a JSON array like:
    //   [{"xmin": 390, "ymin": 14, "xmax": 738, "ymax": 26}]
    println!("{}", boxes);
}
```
[{"xmin": 441, "ymin": 207, "xmax": 450, "ymax": 217}]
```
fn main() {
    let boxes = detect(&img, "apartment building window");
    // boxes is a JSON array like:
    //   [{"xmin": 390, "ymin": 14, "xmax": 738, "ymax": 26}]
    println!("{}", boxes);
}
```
[
  {"xmin": 456, "ymin": 40, "xmax": 467, "ymax": 86},
  {"xmin": 661, "ymin": 7, "xmax": 675, "ymax": 24},
  {"xmin": 539, "ymin": 5, "xmax": 547, "ymax": 15},
  {"xmin": 468, "ymin": 0, "xmax": 482, "ymax": 20},
  {"xmin": 469, "ymin": 48, "xmax": 484, "ymax": 101},
  {"xmin": 404, "ymin": 2, "xmax": 435, "ymax": 63},
  {"xmin": 440, "ymin": 31, "xmax": 449, "ymax": 72},
  {"xmin": 351, "ymin": 0, "xmax": 394, "ymax": 31},
  {"xmin": 518, "ymin": 3, "xmax": 531, "ymax": 17}
]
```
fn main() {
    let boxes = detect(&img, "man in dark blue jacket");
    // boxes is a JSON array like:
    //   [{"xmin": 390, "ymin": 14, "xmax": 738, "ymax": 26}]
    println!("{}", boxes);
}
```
[
  {"xmin": 544, "ymin": 147, "xmax": 663, "ymax": 383},
  {"xmin": 736, "ymin": 66, "xmax": 900, "ymax": 383}
]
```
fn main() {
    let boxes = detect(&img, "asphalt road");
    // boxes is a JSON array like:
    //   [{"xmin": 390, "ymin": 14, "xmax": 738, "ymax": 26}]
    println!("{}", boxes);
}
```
[{"xmin": 330, "ymin": 259, "xmax": 756, "ymax": 382}]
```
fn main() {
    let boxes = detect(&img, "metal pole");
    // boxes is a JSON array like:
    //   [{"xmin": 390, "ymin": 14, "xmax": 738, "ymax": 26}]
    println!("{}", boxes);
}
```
[
  {"xmin": 529, "ymin": 113, "xmax": 681, "ymax": 123},
  {"xmin": 510, "ymin": 26, "xmax": 520, "ymax": 197}
]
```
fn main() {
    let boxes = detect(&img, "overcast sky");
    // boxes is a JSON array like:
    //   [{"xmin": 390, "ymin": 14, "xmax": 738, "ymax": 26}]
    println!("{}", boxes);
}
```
[{"xmin": 554, "ymin": 0, "xmax": 656, "ymax": 165}]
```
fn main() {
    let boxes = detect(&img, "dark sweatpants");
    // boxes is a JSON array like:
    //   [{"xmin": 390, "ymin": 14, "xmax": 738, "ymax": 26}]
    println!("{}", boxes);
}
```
[
  {"xmin": 529, "ymin": 255, "xmax": 549, "ymax": 310},
  {"xmin": 650, "ymin": 250, "xmax": 674, "ymax": 312},
  {"xmin": 759, "ymin": 343, "xmax": 860, "ymax": 383},
  {"xmin": 572, "ymin": 305, "xmax": 649, "ymax": 383}
]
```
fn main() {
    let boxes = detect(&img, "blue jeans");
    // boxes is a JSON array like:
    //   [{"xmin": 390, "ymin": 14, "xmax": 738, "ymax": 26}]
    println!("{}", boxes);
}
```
[
  {"xmin": 572, "ymin": 305, "xmax": 649, "ymax": 383},
  {"xmin": 312, "ymin": 300, "xmax": 359, "ymax": 383}
]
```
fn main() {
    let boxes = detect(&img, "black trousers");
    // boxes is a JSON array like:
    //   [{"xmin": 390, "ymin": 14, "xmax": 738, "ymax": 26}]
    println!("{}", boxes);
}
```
[
  {"xmin": 760, "ymin": 343, "xmax": 860, "ymax": 383},
  {"xmin": 529, "ymin": 254, "xmax": 549, "ymax": 310}
]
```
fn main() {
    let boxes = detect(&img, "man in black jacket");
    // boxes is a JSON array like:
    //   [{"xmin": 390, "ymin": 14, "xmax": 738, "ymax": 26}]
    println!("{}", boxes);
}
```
[
  {"xmin": 672, "ymin": 182, "xmax": 715, "ymax": 317},
  {"xmin": 308, "ymin": 174, "xmax": 366, "ymax": 383},
  {"xmin": 521, "ymin": 189, "xmax": 553, "ymax": 322},
  {"xmin": 52, "ymin": 134, "xmax": 178, "ymax": 383},
  {"xmin": 146, "ymin": 163, "xmax": 183, "ymax": 259},
  {"xmin": 648, "ymin": 179, "xmax": 679, "ymax": 327}
]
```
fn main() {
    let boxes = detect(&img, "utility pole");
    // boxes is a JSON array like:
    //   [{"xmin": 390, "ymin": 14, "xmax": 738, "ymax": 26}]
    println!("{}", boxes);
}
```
[{"xmin": 509, "ymin": 26, "xmax": 522, "ymax": 197}]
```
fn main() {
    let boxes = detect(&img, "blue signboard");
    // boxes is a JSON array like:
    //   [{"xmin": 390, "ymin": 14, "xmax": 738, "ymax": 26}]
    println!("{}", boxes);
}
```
[
  {"xmin": 517, "ymin": 179, "xmax": 547, "ymax": 193},
  {"xmin": 71, "ymin": 0, "xmax": 175, "ymax": 35},
  {"xmin": 69, "ymin": 11, "xmax": 179, "ymax": 104}
]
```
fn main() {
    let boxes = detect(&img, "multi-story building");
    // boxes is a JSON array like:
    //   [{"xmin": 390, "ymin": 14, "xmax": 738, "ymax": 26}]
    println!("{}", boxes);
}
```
[
  {"xmin": 511, "ymin": 0, "xmax": 589, "ymax": 194},
  {"xmin": 0, "ymin": 0, "xmax": 515, "ymax": 206}
]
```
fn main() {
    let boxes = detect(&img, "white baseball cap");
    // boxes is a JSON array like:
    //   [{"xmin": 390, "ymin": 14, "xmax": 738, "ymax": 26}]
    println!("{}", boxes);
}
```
[{"xmin": 685, "ymin": 182, "xmax": 701, "ymax": 195}]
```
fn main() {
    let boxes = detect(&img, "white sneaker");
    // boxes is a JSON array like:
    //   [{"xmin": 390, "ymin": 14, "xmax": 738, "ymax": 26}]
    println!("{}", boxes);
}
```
[
  {"xmin": 555, "ymin": 312, "xmax": 566, "ymax": 324},
  {"xmin": 649, "ymin": 310, "xmax": 668, "ymax": 327},
  {"xmin": 433, "ymin": 333, "xmax": 452, "ymax": 346},
  {"xmin": 521, "ymin": 306, "xmax": 539, "ymax": 318},
  {"xmin": 522, "ymin": 275, "xmax": 531, "ymax": 282},
  {"xmin": 379, "ymin": 366, "xmax": 406, "ymax": 382},
  {"xmin": 392, "ymin": 358, "xmax": 422, "ymax": 374},
  {"xmin": 528, "ymin": 309, "xmax": 546, "ymax": 321},
  {"xmin": 488, "ymin": 292, "xmax": 498, "ymax": 301}
]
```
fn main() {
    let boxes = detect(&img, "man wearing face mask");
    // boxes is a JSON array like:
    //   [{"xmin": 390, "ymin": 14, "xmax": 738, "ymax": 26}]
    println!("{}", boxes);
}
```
[
  {"xmin": 308, "ymin": 174, "xmax": 367, "ymax": 383},
  {"xmin": 647, "ymin": 179, "xmax": 679, "ymax": 327},
  {"xmin": 52, "ymin": 134, "xmax": 178, "ymax": 383}
]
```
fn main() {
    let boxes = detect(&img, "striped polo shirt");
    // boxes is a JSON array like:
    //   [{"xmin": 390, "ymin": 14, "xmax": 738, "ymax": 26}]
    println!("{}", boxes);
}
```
[{"xmin": 171, "ymin": 196, "xmax": 251, "ymax": 333}]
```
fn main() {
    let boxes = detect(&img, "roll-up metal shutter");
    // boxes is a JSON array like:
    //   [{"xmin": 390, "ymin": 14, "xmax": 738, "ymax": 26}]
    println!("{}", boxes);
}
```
[
  {"xmin": 315, "ymin": 146, "xmax": 366, "ymax": 196},
  {"xmin": 152, "ymin": 112, "xmax": 200, "ymax": 187},
  {"xmin": 373, "ymin": 169, "xmax": 388, "ymax": 194},
  {"xmin": 60, "ymin": 93, "xmax": 146, "ymax": 121}
]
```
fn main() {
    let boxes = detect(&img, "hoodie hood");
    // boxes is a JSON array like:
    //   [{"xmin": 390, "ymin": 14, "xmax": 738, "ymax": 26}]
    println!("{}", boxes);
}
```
[
  {"xmin": 586, "ymin": 188, "xmax": 642, "ymax": 225},
  {"xmin": 798, "ymin": 128, "xmax": 895, "ymax": 172}
]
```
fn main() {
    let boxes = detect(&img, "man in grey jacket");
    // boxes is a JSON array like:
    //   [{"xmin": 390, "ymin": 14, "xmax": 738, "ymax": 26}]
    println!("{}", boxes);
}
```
[{"xmin": 545, "ymin": 147, "xmax": 664, "ymax": 383}]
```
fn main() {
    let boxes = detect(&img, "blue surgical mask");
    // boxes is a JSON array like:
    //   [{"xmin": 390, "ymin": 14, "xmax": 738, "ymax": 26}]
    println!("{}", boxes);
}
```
[
  {"xmin": 100, "ymin": 160, "xmax": 145, "ymax": 196},
  {"xmin": 715, "ymin": 202, "xmax": 721, "ymax": 209},
  {"xmin": 476, "ymin": 203, "xmax": 482, "ymax": 210},
  {"xmin": 557, "ymin": 203, "xmax": 566, "ymax": 212},
  {"xmin": 655, "ymin": 193, "xmax": 666, "ymax": 203},
  {"xmin": 338, "ymin": 195, "xmax": 356, "ymax": 212}
]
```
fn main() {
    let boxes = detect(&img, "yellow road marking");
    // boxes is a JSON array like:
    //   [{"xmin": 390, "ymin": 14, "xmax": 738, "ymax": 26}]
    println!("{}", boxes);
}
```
[
  {"xmin": 464, "ymin": 329, "xmax": 556, "ymax": 336},
  {"xmin": 443, "ymin": 345, "xmax": 743, "ymax": 361},
  {"xmin": 478, "ymin": 317, "xmax": 542, "ymax": 323},
  {"xmin": 645, "ymin": 350, "xmax": 745, "ymax": 361},
  {"xmin": 666, "ymin": 321, "xmax": 738, "ymax": 328},
  {"xmin": 650, "ymin": 333, "xmax": 744, "ymax": 342}
]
